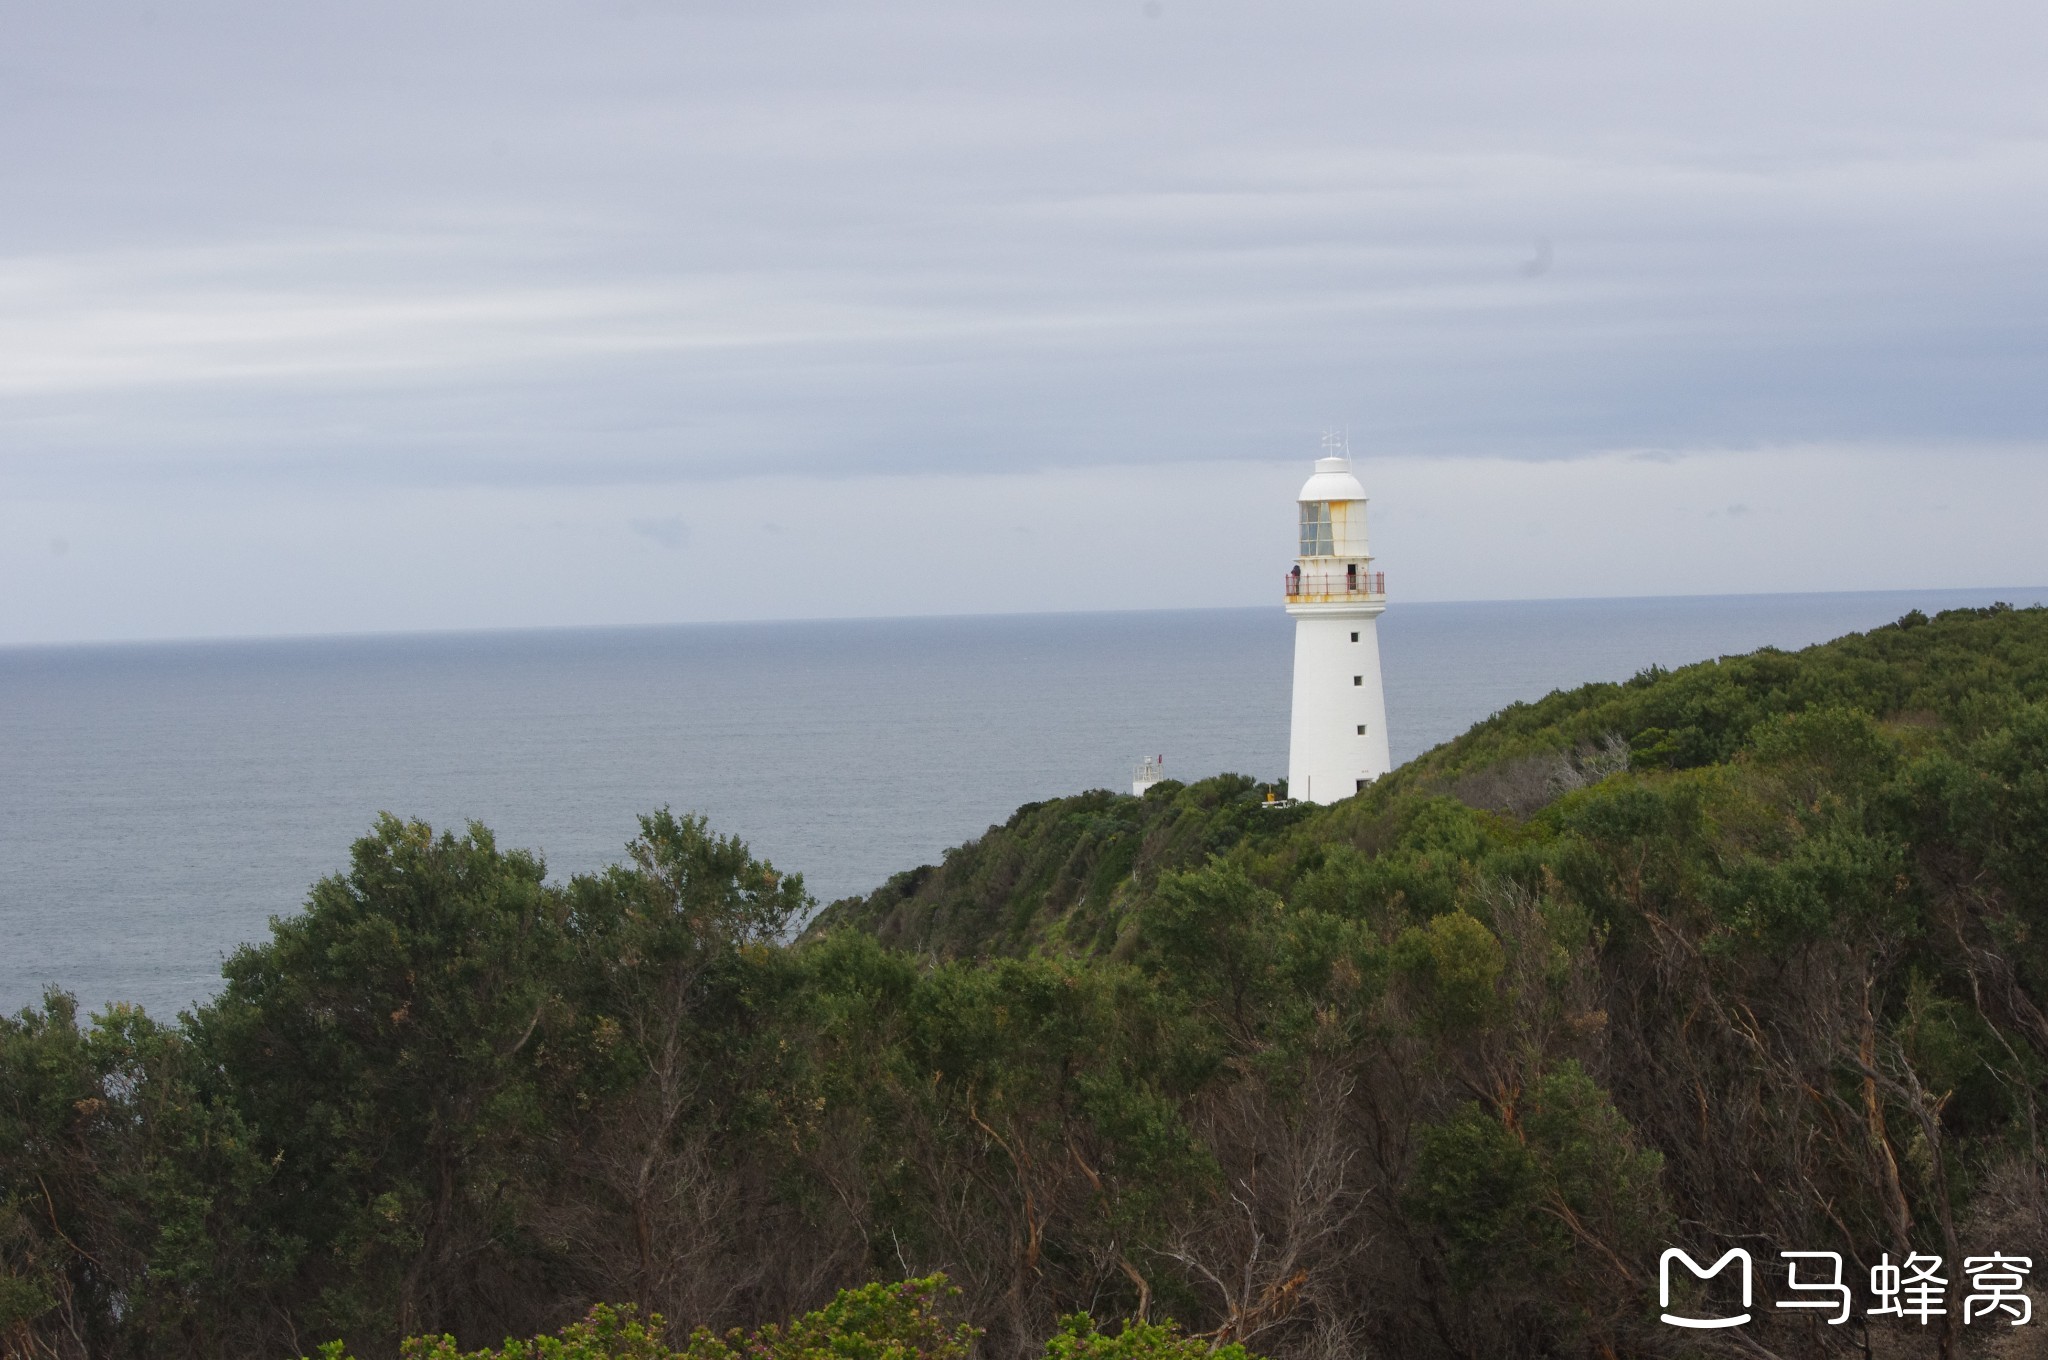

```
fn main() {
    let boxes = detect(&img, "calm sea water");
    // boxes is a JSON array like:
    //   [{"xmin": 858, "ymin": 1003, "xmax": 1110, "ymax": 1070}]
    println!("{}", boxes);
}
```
[{"xmin": 3, "ymin": 588, "xmax": 2040, "ymax": 1019}]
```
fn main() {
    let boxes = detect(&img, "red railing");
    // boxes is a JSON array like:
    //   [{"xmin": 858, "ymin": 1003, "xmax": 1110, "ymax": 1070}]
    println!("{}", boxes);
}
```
[{"xmin": 1284, "ymin": 569, "xmax": 1385, "ymax": 601}]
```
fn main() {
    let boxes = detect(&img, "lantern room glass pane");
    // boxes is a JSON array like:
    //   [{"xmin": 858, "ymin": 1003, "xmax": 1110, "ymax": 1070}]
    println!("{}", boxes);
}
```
[{"xmin": 1298, "ymin": 501, "xmax": 1333, "ymax": 556}]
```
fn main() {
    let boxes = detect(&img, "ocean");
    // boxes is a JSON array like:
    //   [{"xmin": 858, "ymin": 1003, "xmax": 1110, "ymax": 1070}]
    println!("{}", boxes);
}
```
[{"xmin": 2, "ymin": 587, "xmax": 2039, "ymax": 1019}]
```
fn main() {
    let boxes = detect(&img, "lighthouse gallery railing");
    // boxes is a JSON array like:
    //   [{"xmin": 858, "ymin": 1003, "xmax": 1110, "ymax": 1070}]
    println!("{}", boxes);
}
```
[{"xmin": 1284, "ymin": 570, "xmax": 1385, "ymax": 602}]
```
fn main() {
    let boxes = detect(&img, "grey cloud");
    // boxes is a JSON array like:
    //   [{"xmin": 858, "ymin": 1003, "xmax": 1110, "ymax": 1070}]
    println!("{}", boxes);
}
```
[
  {"xmin": 1, "ymin": 0, "xmax": 2044, "ymax": 497},
  {"xmin": 629, "ymin": 516, "xmax": 688, "ymax": 549}
]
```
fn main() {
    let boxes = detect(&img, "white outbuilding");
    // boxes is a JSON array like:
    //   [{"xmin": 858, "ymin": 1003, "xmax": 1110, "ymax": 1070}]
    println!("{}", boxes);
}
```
[{"xmin": 1284, "ymin": 448, "xmax": 1390, "ymax": 803}]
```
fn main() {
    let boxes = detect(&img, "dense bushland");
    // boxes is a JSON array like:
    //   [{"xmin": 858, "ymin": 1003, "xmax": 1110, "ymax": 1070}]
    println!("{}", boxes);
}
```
[
  {"xmin": 7, "ymin": 604, "xmax": 2048, "ymax": 1359},
  {"xmin": 313, "ymin": 1275, "xmax": 1242, "ymax": 1360}
]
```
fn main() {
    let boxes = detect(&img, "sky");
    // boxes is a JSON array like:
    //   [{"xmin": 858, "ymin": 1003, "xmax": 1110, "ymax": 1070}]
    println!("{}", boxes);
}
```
[{"xmin": 3, "ymin": 0, "xmax": 2046, "ymax": 644}]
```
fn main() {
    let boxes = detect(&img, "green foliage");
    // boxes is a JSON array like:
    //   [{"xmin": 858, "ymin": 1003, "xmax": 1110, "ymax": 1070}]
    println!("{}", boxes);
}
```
[
  {"xmin": 398, "ymin": 1304, "xmax": 669, "ymax": 1360},
  {"xmin": 679, "ymin": 1277, "xmax": 976, "ymax": 1360},
  {"xmin": 319, "ymin": 1279, "xmax": 1249, "ymax": 1360},
  {"xmin": 1745, "ymin": 703, "xmax": 1900, "ymax": 786},
  {"xmin": 810, "ymin": 776, "xmax": 1298, "ymax": 957},
  {"xmin": 1407, "ymin": 1101, "xmax": 1554, "ymax": 1284},
  {"xmin": 1714, "ymin": 819, "xmax": 1910, "ymax": 948},
  {"xmin": 0, "ymin": 994, "xmax": 89, "ymax": 1346},
  {"xmin": 1141, "ymin": 864, "xmax": 1285, "ymax": 1032},
  {"xmin": 1391, "ymin": 912, "xmax": 1505, "ymax": 1036},
  {"xmin": 1408, "ymin": 1061, "xmax": 1666, "ymax": 1339},
  {"xmin": 313, "ymin": 1277, "xmax": 981, "ymax": 1360},
  {"xmin": 1383, "ymin": 602, "xmax": 2048, "ymax": 794},
  {"xmin": 1040, "ymin": 1312, "xmax": 1251, "ymax": 1360},
  {"xmin": 1518, "ymin": 1063, "xmax": 1667, "ymax": 1257},
  {"xmin": 195, "ymin": 814, "xmax": 569, "ymax": 1344},
  {"xmin": 1, "ymin": 990, "xmax": 279, "ymax": 1355}
]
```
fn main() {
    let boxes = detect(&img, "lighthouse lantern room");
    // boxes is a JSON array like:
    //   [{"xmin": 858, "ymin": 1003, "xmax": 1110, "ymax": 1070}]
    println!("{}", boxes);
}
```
[{"xmin": 1285, "ymin": 442, "xmax": 1390, "ymax": 803}]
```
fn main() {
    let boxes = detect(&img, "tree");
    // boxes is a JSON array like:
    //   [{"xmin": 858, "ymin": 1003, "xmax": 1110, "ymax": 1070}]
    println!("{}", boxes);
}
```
[{"xmin": 196, "ymin": 815, "xmax": 570, "ymax": 1349}]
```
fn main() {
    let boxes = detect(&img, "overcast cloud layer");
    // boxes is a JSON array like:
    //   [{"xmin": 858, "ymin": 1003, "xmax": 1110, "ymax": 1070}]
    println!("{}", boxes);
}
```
[{"xmin": 4, "ymin": 0, "xmax": 2046, "ymax": 642}]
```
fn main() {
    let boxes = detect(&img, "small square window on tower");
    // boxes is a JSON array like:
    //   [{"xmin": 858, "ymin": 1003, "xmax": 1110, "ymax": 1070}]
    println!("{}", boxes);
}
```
[
  {"xmin": 1356, "ymin": 725, "xmax": 1365, "ymax": 735},
  {"xmin": 1356, "ymin": 779, "xmax": 1367, "ymax": 792},
  {"xmin": 1353, "ymin": 675, "xmax": 1362, "ymax": 686},
  {"xmin": 1350, "ymin": 632, "xmax": 1359, "ymax": 642}
]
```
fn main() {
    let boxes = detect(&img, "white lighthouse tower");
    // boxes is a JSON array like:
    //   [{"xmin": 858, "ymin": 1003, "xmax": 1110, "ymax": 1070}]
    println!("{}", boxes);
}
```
[{"xmin": 1285, "ymin": 441, "xmax": 1390, "ymax": 803}]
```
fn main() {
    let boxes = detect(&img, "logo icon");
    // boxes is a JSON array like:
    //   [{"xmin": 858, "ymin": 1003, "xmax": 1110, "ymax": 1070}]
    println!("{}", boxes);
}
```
[{"xmin": 1660, "ymin": 1248, "xmax": 1753, "ymax": 1329}]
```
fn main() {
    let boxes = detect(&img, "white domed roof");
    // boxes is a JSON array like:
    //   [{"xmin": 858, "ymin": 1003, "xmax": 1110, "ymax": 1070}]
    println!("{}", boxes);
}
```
[{"xmin": 1298, "ymin": 455, "xmax": 1366, "ymax": 503}]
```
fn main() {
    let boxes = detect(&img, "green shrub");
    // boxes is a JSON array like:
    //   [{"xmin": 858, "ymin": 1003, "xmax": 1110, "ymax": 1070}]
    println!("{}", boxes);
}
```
[{"xmin": 313, "ymin": 1277, "xmax": 979, "ymax": 1360}]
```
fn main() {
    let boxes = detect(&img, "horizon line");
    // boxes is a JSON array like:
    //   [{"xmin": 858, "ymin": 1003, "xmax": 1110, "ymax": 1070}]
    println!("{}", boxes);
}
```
[{"xmin": 4, "ymin": 584, "xmax": 2045, "ymax": 656}]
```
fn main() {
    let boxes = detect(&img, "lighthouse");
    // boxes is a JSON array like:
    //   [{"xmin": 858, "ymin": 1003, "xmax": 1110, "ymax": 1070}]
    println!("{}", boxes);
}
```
[{"xmin": 1285, "ymin": 444, "xmax": 1390, "ymax": 803}]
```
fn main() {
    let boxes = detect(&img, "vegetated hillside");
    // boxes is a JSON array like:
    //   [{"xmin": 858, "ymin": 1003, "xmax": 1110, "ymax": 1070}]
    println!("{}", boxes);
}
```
[
  {"xmin": 817, "ymin": 601, "xmax": 2048, "ymax": 961},
  {"xmin": 805, "ymin": 777, "xmax": 1309, "ymax": 958},
  {"xmin": 7, "ymin": 604, "xmax": 2048, "ymax": 1360}
]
